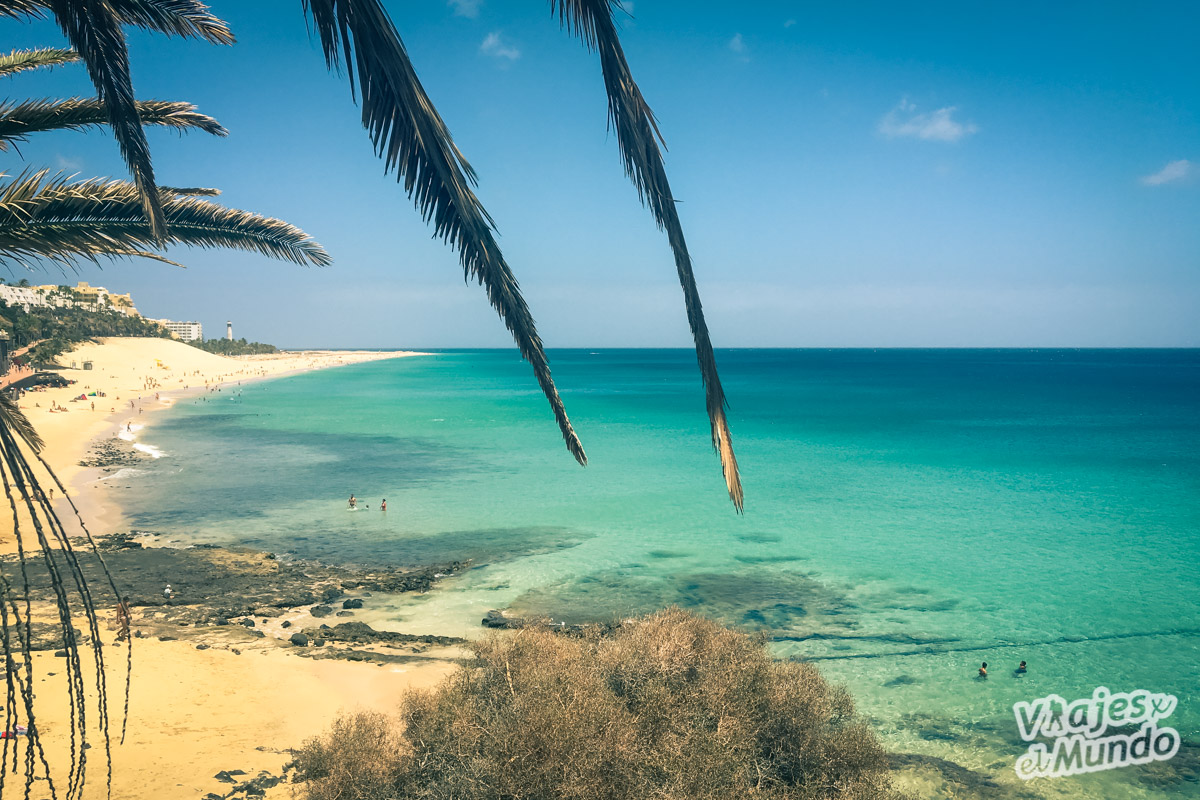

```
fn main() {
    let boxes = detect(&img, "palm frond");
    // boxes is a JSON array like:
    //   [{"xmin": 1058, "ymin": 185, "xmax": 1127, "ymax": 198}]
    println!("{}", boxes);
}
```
[
  {"xmin": 0, "ymin": 97, "xmax": 227, "ymax": 151},
  {"xmin": 302, "ymin": 0, "xmax": 586, "ymax": 467},
  {"xmin": 0, "ymin": 170, "xmax": 331, "ymax": 270},
  {"xmin": 0, "ymin": 392, "xmax": 42, "ymax": 452},
  {"xmin": 0, "ymin": 46, "xmax": 79, "ymax": 78},
  {"xmin": 0, "ymin": 0, "xmax": 233, "ymax": 43},
  {"xmin": 552, "ymin": 0, "xmax": 742, "ymax": 510},
  {"xmin": 100, "ymin": 0, "xmax": 234, "ymax": 43},
  {"xmin": 46, "ymin": 0, "xmax": 167, "ymax": 239}
]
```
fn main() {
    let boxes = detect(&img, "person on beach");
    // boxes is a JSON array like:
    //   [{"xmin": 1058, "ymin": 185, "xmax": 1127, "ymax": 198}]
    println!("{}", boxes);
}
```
[
  {"xmin": 978, "ymin": 662, "xmax": 988, "ymax": 678},
  {"xmin": 115, "ymin": 597, "xmax": 132, "ymax": 641},
  {"xmin": 381, "ymin": 499, "xmax": 387, "ymax": 512},
  {"xmin": 163, "ymin": 584, "xmax": 173, "ymax": 600},
  {"xmin": 349, "ymin": 494, "xmax": 357, "ymax": 509}
]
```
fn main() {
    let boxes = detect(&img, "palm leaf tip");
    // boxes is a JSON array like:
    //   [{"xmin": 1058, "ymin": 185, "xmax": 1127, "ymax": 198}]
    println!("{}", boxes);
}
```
[{"xmin": 0, "ymin": 47, "xmax": 80, "ymax": 78}]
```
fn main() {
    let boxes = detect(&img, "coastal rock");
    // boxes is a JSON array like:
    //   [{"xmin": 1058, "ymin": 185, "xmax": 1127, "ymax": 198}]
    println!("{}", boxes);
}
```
[
  {"xmin": 214, "ymin": 617, "xmax": 229, "ymax": 626},
  {"xmin": 341, "ymin": 598, "xmax": 363, "ymax": 609},
  {"xmin": 335, "ymin": 611, "xmax": 354, "ymax": 617},
  {"xmin": 289, "ymin": 633, "xmax": 309, "ymax": 647},
  {"xmin": 281, "ymin": 621, "xmax": 291, "ymax": 629},
  {"xmin": 309, "ymin": 605, "xmax": 333, "ymax": 618},
  {"xmin": 483, "ymin": 610, "xmax": 526, "ymax": 629},
  {"xmin": 238, "ymin": 618, "xmax": 255, "ymax": 628},
  {"xmin": 300, "ymin": 621, "xmax": 464, "ymax": 647}
]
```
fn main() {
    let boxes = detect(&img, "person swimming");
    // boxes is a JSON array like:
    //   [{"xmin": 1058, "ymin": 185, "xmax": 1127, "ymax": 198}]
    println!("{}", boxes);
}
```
[
  {"xmin": 978, "ymin": 662, "xmax": 988, "ymax": 678},
  {"xmin": 1015, "ymin": 661, "xmax": 1027, "ymax": 675}
]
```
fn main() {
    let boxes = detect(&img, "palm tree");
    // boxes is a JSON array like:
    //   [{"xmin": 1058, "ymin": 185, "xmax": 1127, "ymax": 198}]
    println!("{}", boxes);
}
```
[
  {"xmin": 2, "ymin": 0, "xmax": 744, "ymax": 510},
  {"xmin": 0, "ymin": 44, "xmax": 331, "ymax": 798}
]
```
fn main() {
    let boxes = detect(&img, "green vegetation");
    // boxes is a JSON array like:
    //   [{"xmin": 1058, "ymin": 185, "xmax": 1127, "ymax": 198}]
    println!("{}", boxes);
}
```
[
  {"xmin": 294, "ymin": 609, "xmax": 906, "ymax": 800},
  {"xmin": 0, "ymin": 297, "xmax": 169, "ymax": 366},
  {"xmin": 189, "ymin": 337, "xmax": 277, "ymax": 356}
]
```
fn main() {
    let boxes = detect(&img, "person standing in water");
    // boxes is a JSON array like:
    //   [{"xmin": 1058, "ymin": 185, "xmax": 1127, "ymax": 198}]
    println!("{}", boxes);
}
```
[
  {"xmin": 978, "ymin": 662, "xmax": 988, "ymax": 678},
  {"xmin": 349, "ymin": 494, "xmax": 357, "ymax": 509},
  {"xmin": 381, "ymin": 499, "xmax": 387, "ymax": 512}
]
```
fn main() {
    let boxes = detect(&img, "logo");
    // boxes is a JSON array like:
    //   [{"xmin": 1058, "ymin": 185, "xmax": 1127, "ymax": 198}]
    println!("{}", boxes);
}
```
[{"xmin": 1013, "ymin": 687, "xmax": 1179, "ymax": 779}]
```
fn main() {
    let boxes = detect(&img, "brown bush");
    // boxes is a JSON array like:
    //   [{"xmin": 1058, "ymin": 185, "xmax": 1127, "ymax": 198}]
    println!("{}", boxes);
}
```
[{"xmin": 294, "ymin": 608, "xmax": 907, "ymax": 800}]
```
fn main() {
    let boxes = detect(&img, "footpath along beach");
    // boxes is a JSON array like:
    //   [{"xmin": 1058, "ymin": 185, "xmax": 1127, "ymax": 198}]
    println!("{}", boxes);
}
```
[{"xmin": 2, "ymin": 338, "xmax": 469, "ymax": 800}]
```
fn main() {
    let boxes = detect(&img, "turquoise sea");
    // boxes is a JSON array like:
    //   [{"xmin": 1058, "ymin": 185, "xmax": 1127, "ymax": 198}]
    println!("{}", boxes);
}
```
[{"xmin": 107, "ymin": 349, "xmax": 1200, "ymax": 798}]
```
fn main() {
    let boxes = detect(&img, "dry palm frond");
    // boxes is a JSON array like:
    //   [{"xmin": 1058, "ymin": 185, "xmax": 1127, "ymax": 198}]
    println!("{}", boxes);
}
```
[
  {"xmin": 0, "ymin": 393, "xmax": 131, "ymax": 799},
  {"xmin": 0, "ymin": 47, "xmax": 79, "ymax": 78},
  {"xmin": 302, "ymin": 0, "xmax": 587, "ymax": 467},
  {"xmin": 45, "ymin": 0, "xmax": 167, "ymax": 239},
  {"xmin": 0, "ymin": 97, "xmax": 227, "ymax": 151},
  {"xmin": 552, "ymin": 0, "xmax": 743, "ymax": 511},
  {"xmin": 0, "ymin": 170, "xmax": 331, "ymax": 269}
]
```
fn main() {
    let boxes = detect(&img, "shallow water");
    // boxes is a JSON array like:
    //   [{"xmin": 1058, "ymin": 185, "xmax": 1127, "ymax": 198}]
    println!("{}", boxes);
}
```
[{"xmin": 110, "ymin": 349, "xmax": 1200, "ymax": 798}]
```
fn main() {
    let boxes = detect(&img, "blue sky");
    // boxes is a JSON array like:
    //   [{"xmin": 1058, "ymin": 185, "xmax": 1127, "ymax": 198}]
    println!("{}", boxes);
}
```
[{"xmin": 2, "ymin": 1, "xmax": 1197, "ymax": 347}]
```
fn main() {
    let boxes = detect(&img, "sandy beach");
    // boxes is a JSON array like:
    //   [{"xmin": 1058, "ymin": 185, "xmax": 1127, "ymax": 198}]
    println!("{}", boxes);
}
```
[{"xmin": 2, "ymin": 338, "xmax": 465, "ymax": 799}]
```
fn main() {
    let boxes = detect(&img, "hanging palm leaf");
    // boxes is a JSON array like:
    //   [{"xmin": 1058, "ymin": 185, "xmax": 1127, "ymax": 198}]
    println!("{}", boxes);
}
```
[
  {"xmin": 552, "ymin": 0, "xmax": 743, "ymax": 510},
  {"xmin": 301, "ymin": 0, "xmax": 587, "ymax": 467}
]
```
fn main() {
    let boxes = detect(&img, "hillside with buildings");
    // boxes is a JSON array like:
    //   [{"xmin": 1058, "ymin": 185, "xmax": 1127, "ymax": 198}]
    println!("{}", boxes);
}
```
[{"xmin": 0, "ymin": 279, "xmax": 273, "ymax": 374}]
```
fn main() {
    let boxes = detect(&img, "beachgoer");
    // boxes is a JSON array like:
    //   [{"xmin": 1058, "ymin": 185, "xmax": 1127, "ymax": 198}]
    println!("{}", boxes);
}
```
[
  {"xmin": 163, "ymin": 584, "xmax": 173, "ymax": 600},
  {"xmin": 115, "ymin": 597, "xmax": 132, "ymax": 641},
  {"xmin": 381, "ymin": 499, "xmax": 387, "ymax": 512},
  {"xmin": 978, "ymin": 662, "xmax": 988, "ymax": 678},
  {"xmin": 349, "ymin": 494, "xmax": 357, "ymax": 509},
  {"xmin": 1016, "ymin": 661, "xmax": 1027, "ymax": 674}
]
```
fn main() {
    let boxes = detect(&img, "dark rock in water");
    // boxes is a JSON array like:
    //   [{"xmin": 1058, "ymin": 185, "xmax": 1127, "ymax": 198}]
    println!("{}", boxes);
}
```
[
  {"xmin": 204, "ymin": 794, "xmax": 224, "ymax": 800},
  {"xmin": 239, "ymin": 618, "xmax": 255, "ymax": 628},
  {"xmin": 309, "ymin": 605, "xmax": 333, "ymax": 618},
  {"xmin": 249, "ymin": 630, "xmax": 265, "ymax": 638},
  {"xmin": 483, "ymin": 610, "xmax": 526, "ymax": 629},
  {"xmin": 289, "ymin": 633, "xmax": 309, "ymax": 647},
  {"xmin": 252, "ymin": 607, "xmax": 282, "ymax": 618},
  {"xmin": 884, "ymin": 674, "xmax": 919, "ymax": 688},
  {"xmin": 281, "ymin": 621, "xmax": 291, "ymax": 629},
  {"xmin": 918, "ymin": 728, "xmax": 956, "ymax": 742},
  {"xmin": 321, "ymin": 587, "xmax": 341, "ymax": 603},
  {"xmin": 301, "ymin": 621, "xmax": 463, "ymax": 647},
  {"xmin": 231, "ymin": 649, "xmax": 241, "ymax": 655},
  {"xmin": 157, "ymin": 635, "xmax": 176, "ymax": 642},
  {"xmin": 214, "ymin": 617, "xmax": 230, "ymax": 626},
  {"xmin": 889, "ymin": 753, "xmax": 1000, "ymax": 792},
  {"xmin": 195, "ymin": 644, "xmax": 209, "ymax": 650},
  {"xmin": 314, "ymin": 639, "xmax": 325, "ymax": 647},
  {"xmin": 213, "ymin": 769, "xmax": 245, "ymax": 784},
  {"xmin": 53, "ymin": 649, "xmax": 67, "ymax": 658},
  {"xmin": 342, "ymin": 598, "xmax": 363, "ymax": 609},
  {"xmin": 336, "ymin": 611, "xmax": 354, "ymax": 617}
]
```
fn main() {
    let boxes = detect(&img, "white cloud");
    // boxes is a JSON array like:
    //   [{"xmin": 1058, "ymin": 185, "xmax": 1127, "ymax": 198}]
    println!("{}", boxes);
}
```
[
  {"xmin": 1141, "ymin": 159, "xmax": 1193, "ymax": 186},
  {"xmin": 448, "ymin": 0, "xmax": 481, "ymax": 18},
  {"xmin": 879, "ymin": 99, "xmax": 978, "ymax": 143},
  {"xmin": 54, "ymin": 154, "xmax": 83, "ymax": 172},
  {"xmin": 728, "ymin": 33, "xmax": 745, "ymax": 53},
  {"xmin": 784, "ymin": 18, "xmax": 796, "ymax": 28},
  {"xmin": 480, "ymin": 32, "xmax": 520, "ymax": 61}
]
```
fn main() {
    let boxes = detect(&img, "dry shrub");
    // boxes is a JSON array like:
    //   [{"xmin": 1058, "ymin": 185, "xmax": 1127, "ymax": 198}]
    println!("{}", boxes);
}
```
[{"xmin": 294, "ymin": 608, "xmax": 907, "ymax": 800}]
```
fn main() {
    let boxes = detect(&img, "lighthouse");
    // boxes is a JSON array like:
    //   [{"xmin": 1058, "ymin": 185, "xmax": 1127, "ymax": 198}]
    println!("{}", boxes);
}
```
[{"xmin": 226, "ymin": 320, "xmax": 233, "ymax": 341}]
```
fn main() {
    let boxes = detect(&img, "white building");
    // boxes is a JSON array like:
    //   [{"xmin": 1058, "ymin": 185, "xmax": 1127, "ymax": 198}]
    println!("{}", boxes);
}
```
[
  {"xmin": 155, "ymin": 320, "xmax": 203, "ymax": 342},
  {"xmin": 0, "ymin": 285, "xmax": 49, "ymax": 311}
]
